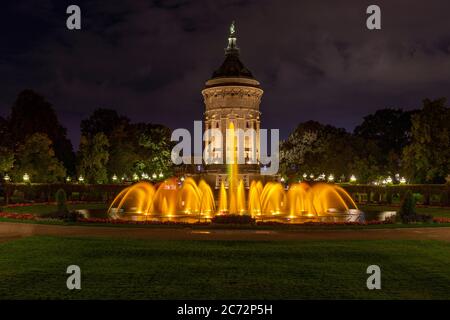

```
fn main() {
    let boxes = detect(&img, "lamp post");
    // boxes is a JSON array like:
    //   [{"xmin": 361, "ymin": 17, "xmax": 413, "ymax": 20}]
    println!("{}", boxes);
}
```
[{"xmin": 23, "ymin": 173, "xmax": 30, "ymax": 183}]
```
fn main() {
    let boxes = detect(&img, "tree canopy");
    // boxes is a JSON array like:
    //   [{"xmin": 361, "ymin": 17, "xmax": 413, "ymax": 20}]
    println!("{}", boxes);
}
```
[
  {"xmin": 8, "ymin": 90, "xmax": 75, "ymax": 174},
  {"xmin": 402, "ymin": 98, "xmax": 450, "ymax": 183},
  {"xmin": 12, "ymin": 133, "xmax": 66, "ymax": 183},
  {"xmin": 77, "ymin": 133, "xmax": 110, "ymax": 184}
]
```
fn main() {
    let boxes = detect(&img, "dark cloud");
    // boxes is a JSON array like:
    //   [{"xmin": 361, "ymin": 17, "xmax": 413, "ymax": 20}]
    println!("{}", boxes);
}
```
[{"xmin": 0, "ymin": 0, "xmax": 449, "ymax": 147}]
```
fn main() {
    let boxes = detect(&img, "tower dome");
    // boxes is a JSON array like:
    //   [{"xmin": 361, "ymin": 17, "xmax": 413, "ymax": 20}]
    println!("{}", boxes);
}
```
[{"xmin": 205, "ymin": 21, "xmax": 260, "ymax": 89}]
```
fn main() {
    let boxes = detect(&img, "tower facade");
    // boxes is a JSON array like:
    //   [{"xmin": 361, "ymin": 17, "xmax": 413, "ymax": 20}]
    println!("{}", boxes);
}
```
[{"xmin": 202, "ymin": 22, "xmax": 264, "ymax": 187}]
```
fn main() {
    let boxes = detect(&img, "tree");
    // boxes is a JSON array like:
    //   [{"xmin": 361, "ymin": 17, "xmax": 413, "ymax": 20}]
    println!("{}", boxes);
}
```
[
  {"xmin": 354, "ymin": 108, "xmax": 416, "ymax": 173},
  {"xmin": 281, "ymin": 122, "xmax": 356, "ymax": 180},
  {"xmin": 105, "ymin": 122, "xmax": 140, "ymax": 179},
  {"xmin": 8, "ymin": 90, "xmax": 75, "ymax": 174},
  {"xmin": 0, "ymin": 146, "xmax": 14, "ymax": 174},
  {"xmin": 132, "ymin": 123, "xmax": 174, "ymax": 177},
  {"xmin": 13, "ymin": 133, "xmax": 66, "ymax": 182},
  {"xmin": 80, "ymin": 108, "xmax": 130, "ymax": 139},
  {"xmin": 280, "ymin": 121, "xmax": 384, "ymax": 183},
  {"xmin": 0, "ymin": 116, "xmax": 12, "ymax": 148},
  {"xmin": 402, "ymin": 98, "xmax": 450, "ymax": 183},
  {"xmin": 77, "ymin": 133, "xmax": 110, "ymax": 184},
  {"xmin": 79, "ymin": 109, "xmax": 173, "ymax": 181}
]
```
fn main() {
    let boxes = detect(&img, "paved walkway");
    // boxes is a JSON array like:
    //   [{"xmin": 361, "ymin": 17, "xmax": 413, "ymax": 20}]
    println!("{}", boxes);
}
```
[{"xmin": 0, "ymin": 222, "xmax": 449, "ymax": 242}]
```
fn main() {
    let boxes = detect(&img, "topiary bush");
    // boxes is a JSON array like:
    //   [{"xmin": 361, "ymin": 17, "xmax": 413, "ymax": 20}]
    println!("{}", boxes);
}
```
[
  {"xmin": 47, "ymin": 188, "xmax": 81, "ymax": 222},
  {"xmin": 399, "ymin": 191, "xmax": 416, "ymax": 223},
  {"xmin": 55, "ymin": 188, "xmax": 68, "ymax": 215},
  {"xmin": 398, "ymin": 191, "xmax": 433, "ymax": 223}
]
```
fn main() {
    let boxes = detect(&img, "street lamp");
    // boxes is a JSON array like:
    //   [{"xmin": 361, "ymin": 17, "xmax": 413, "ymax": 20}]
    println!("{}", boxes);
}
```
[
  {"xmin": 386, "ymin": 176, "xmax": 393, "ymax": 184},
  {"xmin": 328, "ymin": 174, "xmax": 334, "ymax": 182},
  {"xmin": 400, "ymin": 177, "xmax": 406, "ymax": 184},
  {"xmin": 159, "ymin": 172, "xmax": 164, "ymax": 179},
  {"xmin": 350, "ymin": 174, "xmax": 357, "ymax": 183},
  {"xmin": 78, "ymin": 175, "xmax": 84, "ymax": 183},
  {"xmin": 112, "ymin": 174, "xmax": 118, "ymax": 182},
  {"xmin": 152, "ymin": 173, "xmax": 157, "ymax": 179},
  {"xmin": 23, "ymin": 173, "xmax": 30, "ymax": 183},
  {"xmin": 66, "ymin": 176, "xmax": 71, "ymax": 182},
  {"xmin": 4, "ymin": 174, "xmax": 10, "ymax": 182}
]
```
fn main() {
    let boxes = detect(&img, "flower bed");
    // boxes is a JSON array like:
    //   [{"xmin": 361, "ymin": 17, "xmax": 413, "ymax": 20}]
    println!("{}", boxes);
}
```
[
  {"xmin": 3, "ymin": 201, "xmax": 101, "ymax": 208},
  {"xmin": 433, "ymin": 217, "xmax": 450, "ymax": 223},
  {"xmin": 256, "ymin": 220, "xmax": 394, "ymax": 226},
  {"xmin": 77, "ymin": 217, "xmax": 209, "ymax": 226},
  {"xmin": 0, "ymin": 212, "xmax": 36, "ymax": 220}
]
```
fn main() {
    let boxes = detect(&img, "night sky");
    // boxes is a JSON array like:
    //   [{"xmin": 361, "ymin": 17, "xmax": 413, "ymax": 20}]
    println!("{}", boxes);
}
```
[{"xmin": 1, "ymin": 0, "xmax": 449, "ymax": 148}]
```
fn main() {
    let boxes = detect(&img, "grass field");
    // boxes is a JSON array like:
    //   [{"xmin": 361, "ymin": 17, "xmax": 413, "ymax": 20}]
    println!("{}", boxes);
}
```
[{"xmin": 1, "ymin": 236, "xmax": 450, "ymax": 299}]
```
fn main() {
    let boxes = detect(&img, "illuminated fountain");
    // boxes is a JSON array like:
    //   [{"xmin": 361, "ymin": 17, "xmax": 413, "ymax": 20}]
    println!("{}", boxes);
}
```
[
  {"xmin": 108, "ymin": 177, "xmax": 359, "ymax": 222},
  {"xmin": 107, "ymin": 123, "xmax": 359, "ymax": 222}
]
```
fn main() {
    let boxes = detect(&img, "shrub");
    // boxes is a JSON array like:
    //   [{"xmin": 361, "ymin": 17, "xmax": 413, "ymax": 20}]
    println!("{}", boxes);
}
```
[
  {"xmin": 58, "ymin": 210, "xmax": 83, "ymax": 222},
  {"xmin": 399, "ymin": 191, "xmax": 416, "ymax": 223},
  {"xmin": 211, "ymin": 214, "xmax": 255, "ymax": 224},
  {"xmin": 55, "ymin": 188, "xmax": 69, "ymax": 214},
  {"xmin": 400, "ymin": 213, "xmax": 433, "ymax": 224}
]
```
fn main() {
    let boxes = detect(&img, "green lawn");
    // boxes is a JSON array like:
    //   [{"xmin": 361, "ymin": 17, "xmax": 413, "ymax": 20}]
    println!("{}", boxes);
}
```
[{"xmin": 1, "ymin": 236, "xmax": 450, "ymax": 299}]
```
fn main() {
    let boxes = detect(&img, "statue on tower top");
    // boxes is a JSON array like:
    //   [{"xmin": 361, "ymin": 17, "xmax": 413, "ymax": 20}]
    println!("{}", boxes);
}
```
[
  {"xmin": 230, "ymin": 21, "xmax": 236, "ymax": 36},
  {"xmin": 226, "ymin": 20, "xmax": 238, "ymax": 54}
]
